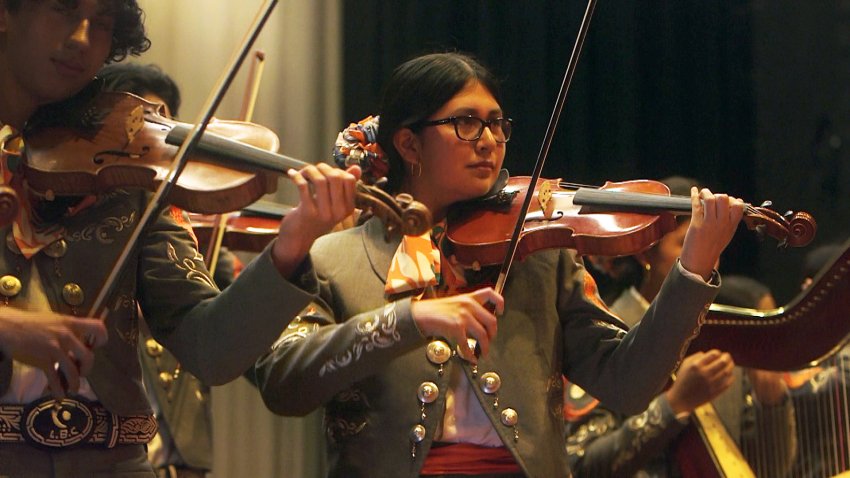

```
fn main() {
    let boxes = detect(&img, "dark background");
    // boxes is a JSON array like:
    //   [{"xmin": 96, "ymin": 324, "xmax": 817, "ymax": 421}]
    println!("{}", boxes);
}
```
[{"xmin": 343, "ymin": 0, "xmax": 850, "ymax": 303}]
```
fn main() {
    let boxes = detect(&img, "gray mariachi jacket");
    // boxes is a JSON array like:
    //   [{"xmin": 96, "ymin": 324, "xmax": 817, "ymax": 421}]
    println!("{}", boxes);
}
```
[
  {"xmin": 565, "ymin": 372, "xmax": 796, "ymax": 478},
  {"xmin": 255, "ymin": 217, "xmax": 720, "ymax": 478},
  {"xmin": 0, "ymin": 189, "xmax": 313, "ymax": 416},
  {"xmin": 140, "ymin": 333, "xmax": 213, "ymax": 470},
  {"xmin": 566, "ymin": 287, "xmax": 796, "ymax": 478}
]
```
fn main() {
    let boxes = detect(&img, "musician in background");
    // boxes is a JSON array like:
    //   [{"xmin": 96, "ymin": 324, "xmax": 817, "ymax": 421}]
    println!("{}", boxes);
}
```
[
  {"xmin": 566, "ymin": 177, "xmax": 796, "ymax": 477},
  {"xmin": 785, "ymin": 242, "xmax": 850, "ymax": 478},
  {"xmin": 98, "ymin": 62, "xmax": 245, "ymax": 478}
]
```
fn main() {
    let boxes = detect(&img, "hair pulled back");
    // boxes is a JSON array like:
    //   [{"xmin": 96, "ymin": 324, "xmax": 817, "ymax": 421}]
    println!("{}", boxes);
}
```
[{"xmin": 376, "ymin": 52, "xmax": 501, "ymax": 192}]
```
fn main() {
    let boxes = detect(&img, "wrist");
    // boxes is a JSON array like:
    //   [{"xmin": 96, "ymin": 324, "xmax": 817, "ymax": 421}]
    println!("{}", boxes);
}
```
[
  {"xmin": 679, "ymin": 257, "xmax": 712, "ymax": 282},
  {"xmin": 664, "ymin": 390, "xmax": 687, "ymax": 416},
  {"xmin": 271, "ymin": 238, "xmax": 310, "ymax": 279},
  {"xmin": 661, "ymin": 393, "xmax": 691, "ymax": 424}
]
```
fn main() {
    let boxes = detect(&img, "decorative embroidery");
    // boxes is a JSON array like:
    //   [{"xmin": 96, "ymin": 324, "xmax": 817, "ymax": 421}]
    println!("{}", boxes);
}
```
[
  {"xmin": 273, "ymin": 315, "xmax": 320, "ymax": 348},
  {"xmin": 333, "ymin": 388, "xmax": 370, "ymax": 405},
  {"xmin": 611, "ymin": 397, "xmax": 667, "ymax": 471},
  {"xmin": 166, "ymin": 242, "xmax": 215, "ymax": 288},
  {"xmin": 325, "ymin": 416, "xmax": 368, "ymax": 442},
  {"xmin": 0, "ymin": 407, "xmax": 19, "ymax": 441},
  {"xmin": 547, "ymin": 373, "xmax": 565, "ymax": 418},
  {"xmin": 66, "ymin": 212, "xmax": 136, "ymax": 244},
  {"xmin": 325, "ymin": 388, "xmax": 370, "ymax": 442},
  {"xmin": 566, "ymin": 411, "xmax": 617, "ymax": 459},
  {"xmin": 109, "ymin": 293, "xmax": 138, "ymax": 346},
  {"xmin": 318, "ymin": 302, "xmax": 401, "ymax": 377}
]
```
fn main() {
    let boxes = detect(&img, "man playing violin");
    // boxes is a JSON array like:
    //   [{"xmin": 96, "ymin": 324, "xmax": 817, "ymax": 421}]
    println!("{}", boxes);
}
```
[
  {"xmin": 254, "ymin": 52, "xmax": 746, "ymax": 478},
  {"xmin": 0, "ymin": 0, "xmax": 359, "ymax": 476}
]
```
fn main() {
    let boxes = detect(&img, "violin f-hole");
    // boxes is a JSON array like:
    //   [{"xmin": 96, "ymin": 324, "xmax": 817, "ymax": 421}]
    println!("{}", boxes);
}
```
[{"xmin": 93, "ymin": 146, "xmax": 149, "ymax": 165}]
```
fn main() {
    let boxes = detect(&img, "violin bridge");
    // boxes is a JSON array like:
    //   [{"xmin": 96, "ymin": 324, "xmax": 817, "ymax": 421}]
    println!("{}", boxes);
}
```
[
  {"xmin": 538, "ymin": 180, "xmax": 556, "ymax": 220},
  {"xmin": 125, "ymin": 105, "xmax": 145, "ymax": 147}
]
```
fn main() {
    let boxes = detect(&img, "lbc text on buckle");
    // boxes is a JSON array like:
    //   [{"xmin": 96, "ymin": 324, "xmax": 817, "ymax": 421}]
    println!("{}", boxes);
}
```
[{"xmin": 21, "ymin": 396, "xmax": 95, "ymax": 448}]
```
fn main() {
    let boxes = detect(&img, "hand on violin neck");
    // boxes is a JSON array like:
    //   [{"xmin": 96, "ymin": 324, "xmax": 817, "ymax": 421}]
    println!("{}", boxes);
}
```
[
  {"xmin": 271, "ymin": 163, "xmax": 361, "ymax": 279},
  {"xmin": 410, "ymin": 287, "xmax": 503, "ymax": 364},
  {"xmin": 679, "ymin": 187, "xmax": 745, "ymax": 281},
  {"xmin": 0, "ymin": 308, "xmax": 107, "ymax": 399}
]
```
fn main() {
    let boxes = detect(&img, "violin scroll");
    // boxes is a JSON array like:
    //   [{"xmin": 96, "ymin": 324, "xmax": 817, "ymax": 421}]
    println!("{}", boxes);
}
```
[
  {"xmin": 744, "ymin": 203, "xmax": 816, "ymax": 248},
  {"xmin": 355, "ymin": 182, "xmax": 432, "ymax": 238}
]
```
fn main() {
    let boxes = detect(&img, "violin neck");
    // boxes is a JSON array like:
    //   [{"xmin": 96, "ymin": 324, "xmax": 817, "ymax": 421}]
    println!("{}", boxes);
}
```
[
  {"xmin": 166, "ymin": 124, "xmax": 307, "ymax": 174},
  {"xmin": 572, "ymin": 187, "xmax": 692, "ymax": 214}
]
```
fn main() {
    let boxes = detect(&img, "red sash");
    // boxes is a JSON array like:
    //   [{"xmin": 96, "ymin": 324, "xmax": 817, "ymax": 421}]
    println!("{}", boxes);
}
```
[{"xmin": 420, "ymin": 443, "xmax": 522, "ymax": 475}]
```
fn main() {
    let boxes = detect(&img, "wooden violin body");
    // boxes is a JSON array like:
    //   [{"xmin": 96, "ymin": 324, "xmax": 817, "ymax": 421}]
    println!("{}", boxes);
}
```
[
  {"xmin": 23, "ymin": 92, "xmax": 281, "ymax": 214},
  {"xmin": 447, "ymin": 176, "xmax": 816, "ymax": 267},
  {"xmin": 190, "ymin": 203, "xmax": 287, "ymax": 253},
  {"xmin": 448, "ymin": 177, "xmax": 679, "ymax": 266}
]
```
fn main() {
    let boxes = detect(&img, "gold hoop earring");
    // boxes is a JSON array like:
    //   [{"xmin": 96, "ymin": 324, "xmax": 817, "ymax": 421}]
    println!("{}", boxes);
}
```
[{"xmin": 410, "ymin": 163, "xmax": 422, "ymax": 178}]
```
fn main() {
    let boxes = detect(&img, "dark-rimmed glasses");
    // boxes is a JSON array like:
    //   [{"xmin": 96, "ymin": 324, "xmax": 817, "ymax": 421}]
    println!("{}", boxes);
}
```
[{"xmin": 413, "ymin": 115, "xmax": 513, "ymax": 143}]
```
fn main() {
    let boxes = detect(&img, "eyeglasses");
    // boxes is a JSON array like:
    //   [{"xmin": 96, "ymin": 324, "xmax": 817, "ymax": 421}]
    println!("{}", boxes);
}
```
[{"xmin": 414, "ymin": 115, "xmax": 513, "ymax": 143}]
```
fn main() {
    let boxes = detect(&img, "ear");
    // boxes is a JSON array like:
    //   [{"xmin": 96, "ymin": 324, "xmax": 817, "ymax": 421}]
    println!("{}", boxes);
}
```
[{"xmin": 392, "ymin": 127, "xmax": 422, "ymax": 169}]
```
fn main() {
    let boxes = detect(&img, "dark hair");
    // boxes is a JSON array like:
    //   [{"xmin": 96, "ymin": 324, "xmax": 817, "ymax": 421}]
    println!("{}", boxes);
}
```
[
  {"xmin": 6, "ymin": 0, "xmax": 150, "ymax": 62},
  {"xmin": 98, "ymin": 63, "xmax": 181, "ymax": 116},
  {"xmin": 376, "ymin": 52, "xmax": 502, "ymax": 192},
  {"xmin": 715, "ymin": 275, "xmax": 771, "ymax": 308}
]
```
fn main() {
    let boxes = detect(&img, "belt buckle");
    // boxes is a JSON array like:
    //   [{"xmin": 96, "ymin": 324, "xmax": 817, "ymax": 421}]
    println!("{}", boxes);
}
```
[{"xmin": 21, "ymin": 396, "xmax": 95, "ymax": 448}]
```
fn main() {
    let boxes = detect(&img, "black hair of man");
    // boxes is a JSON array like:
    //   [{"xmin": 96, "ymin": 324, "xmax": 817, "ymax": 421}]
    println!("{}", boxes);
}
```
[
  {"xmin": 98, "ymin": 63, "xmax": 181, "ymax": 117},
  {"xmin": 5, "ymin": 0, "xmax": 150, "ymax": 62}
]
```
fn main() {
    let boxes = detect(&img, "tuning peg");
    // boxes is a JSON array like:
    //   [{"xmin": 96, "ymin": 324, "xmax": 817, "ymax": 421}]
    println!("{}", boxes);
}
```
[{"xmin": 754, "ymin": 224, "xmax": 766, "ymax": 241}]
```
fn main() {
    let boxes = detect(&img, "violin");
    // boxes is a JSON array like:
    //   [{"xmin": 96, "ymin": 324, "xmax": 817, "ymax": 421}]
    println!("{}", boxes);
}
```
[
  {"xmin": 447, "ymin": 176, "xmax": 816, "ymax": 266},
  {"xmin": 24, "ymin": 91, "xmax": 279, "ymax": 214},
  {"xmin": 190, "ymin": 201, "xmax": 287, "ymax": 253},
  {"xmin": 20, "ymin": 91, "xmax": 432, "ymax": 237}
]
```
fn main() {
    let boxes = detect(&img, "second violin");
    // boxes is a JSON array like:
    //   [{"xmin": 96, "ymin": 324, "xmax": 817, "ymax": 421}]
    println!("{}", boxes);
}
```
[{"xmin": 447, "ymin": 176, "xmax": 816, "ymax": 266}]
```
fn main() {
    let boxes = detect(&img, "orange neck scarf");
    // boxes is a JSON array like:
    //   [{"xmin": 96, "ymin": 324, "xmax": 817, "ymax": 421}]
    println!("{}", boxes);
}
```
[{"xmin": 384, "ymin": 221, "xmax": 467, "ymax": 298}]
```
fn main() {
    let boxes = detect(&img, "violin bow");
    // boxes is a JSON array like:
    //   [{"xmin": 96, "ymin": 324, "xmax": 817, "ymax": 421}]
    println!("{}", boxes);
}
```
[
  {"xmin": 89, "ymin": 0, "xmax": 280, "ymax": 319},
  {"xmin": 206, "ymin": 49, "xmax": 268, "ymax": 277},
  {"xmin": 494, "ymin": 0, "xmax": 598, "ymax": 294}
]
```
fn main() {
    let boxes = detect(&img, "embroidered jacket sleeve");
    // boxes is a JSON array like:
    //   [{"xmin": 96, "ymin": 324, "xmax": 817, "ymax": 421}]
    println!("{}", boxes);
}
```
[
  {"xmin": 560, "ymin": 252, "xmax": 719, "ymax": 415},
  {"xmin": 254, "ymin": 294, "xmax": 427, "ymax": 417},
  {"xmin": 137, "ymin": 206, "xmax": 314, "ymax": 385},
  {"xmin": 566, "ymin": 395, "xmax": 687, "ymax": 477}
]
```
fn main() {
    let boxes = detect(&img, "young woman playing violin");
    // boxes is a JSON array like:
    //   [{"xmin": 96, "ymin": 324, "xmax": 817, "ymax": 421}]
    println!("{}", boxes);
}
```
[
  {"xmin": 0, "ymin": 0, "xmax": 358, "ymax": 475},
  {"xmin": 254, "ymin": 52, "xmax": 745, "ymax": 478}
]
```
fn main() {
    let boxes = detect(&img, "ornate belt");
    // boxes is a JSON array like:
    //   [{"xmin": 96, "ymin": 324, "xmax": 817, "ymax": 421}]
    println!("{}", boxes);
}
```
[{"xmin": 0, "ymin": 396, "xmax": 157, "ymax": 449}]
